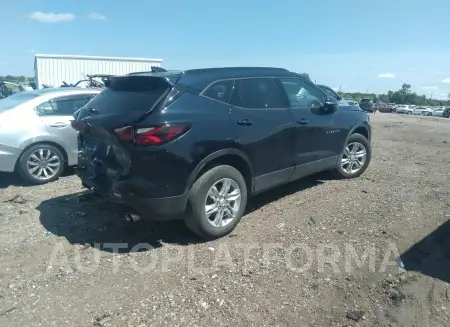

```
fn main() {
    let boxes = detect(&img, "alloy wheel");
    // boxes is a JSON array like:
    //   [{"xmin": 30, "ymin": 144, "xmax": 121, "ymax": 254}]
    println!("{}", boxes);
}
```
[
  {"xmin": 204, "ymin": 178, "xmax": 241, "ymax": 228},
  {"xmin": 26, "ymin": 148, "xmax": 61, "ymax": 180},
  {"xmin": 341, "ymin": 142, "xmax": 367, "ymax": 174}
]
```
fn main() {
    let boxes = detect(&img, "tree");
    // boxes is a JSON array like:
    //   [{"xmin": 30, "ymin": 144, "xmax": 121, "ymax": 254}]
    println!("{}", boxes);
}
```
[{"xmin": 401, "ymin": 83, "xmax": 411, "ymax": 94}]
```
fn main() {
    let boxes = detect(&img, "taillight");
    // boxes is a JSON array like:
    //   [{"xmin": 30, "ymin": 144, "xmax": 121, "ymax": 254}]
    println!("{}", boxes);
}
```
[
  {"xmin": 114, "ymin": 125, "xmax": 189, "ymax": 145},
  {"xmin": 135, "ymin": 125, "xmax": 189, "ymax": 145},
  {"xmin": 114, "ymin": 126, "xmax": 134, "ymax": 142}
]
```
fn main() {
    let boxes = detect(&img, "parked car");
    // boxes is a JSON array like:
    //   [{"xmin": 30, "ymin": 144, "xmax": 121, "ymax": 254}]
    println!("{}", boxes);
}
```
[
  {"xmin": 359, "ymin": 98, "xmax": 374, "ymax": 113},
  {"xmin": 396, "ymin": 105, "xmax": 411, "ymax": 114},
  {"xmin": 0, "ymin": 81, "xmax": 26, "ymax": 99},
  {"xmin": 377, "ymin": 103, "xmax": 395, "ymax": 113},
  {"xmin": 0, "ymin": 88, "xmax": 100, "ymax": 184},
  {"xmin": 433, "ymin": 107, "xmax": 450, "ymax": 118},
  {"xmin": 413, "ymin": 106, "xmax": 433, "ymax": 116},
  {"xmin": 445, "ymin": 108, "xmax": 450, "ymax": 118},
  {"xmin": 73, "ymin": 67, "xmax": 372, "ymax": 239}
]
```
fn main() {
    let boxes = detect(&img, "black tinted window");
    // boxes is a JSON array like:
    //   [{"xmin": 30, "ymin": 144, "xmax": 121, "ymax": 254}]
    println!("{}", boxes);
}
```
[
  {"xmin": 36, "ymin": 95, "xmax": 92, "ymax": 116},
  {"xmin": 231, "ymin": 78, "xmax": 285, "ymax": 109},
  {"xmin": 202, "ymin": 80, "xmax": 234, "ymax": 104},
  {"xmin": 280, "ymin": 78, "xmax": 324, "ymax": 109}
]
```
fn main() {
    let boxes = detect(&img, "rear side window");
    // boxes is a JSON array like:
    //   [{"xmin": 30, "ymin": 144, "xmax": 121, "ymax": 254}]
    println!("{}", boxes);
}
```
[
  {"xmin": 36, "ymin": 95, "xmax": 93, "ymax": 116},
  {"xmin": 202, "ymin": 80, "xmax": 234, "ymax": 104},
  {"xmin": 84, "ymin": 76, "xmax": 171, "ymax": 115},
  {"xmin": 230, "ymin": 78, "xmax": 285, "ymax": 109}
]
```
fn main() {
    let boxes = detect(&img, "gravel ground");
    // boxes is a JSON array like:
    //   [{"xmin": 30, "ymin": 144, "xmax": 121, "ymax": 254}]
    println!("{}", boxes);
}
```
[{"xmin": 0, "ymin": 113, "xmax": 449, "ymax": 327}]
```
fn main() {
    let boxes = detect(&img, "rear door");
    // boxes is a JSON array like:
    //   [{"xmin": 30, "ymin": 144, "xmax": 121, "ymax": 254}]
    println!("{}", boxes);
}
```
[
  {"xmin": 37, "ymin": 94, "xmax": 95, "ymax": 162},
  {"xmin": 277, "ymin": 77, "xmax": 344, "ymax": 179},
  {"xmin": 229, "ymin": 77, "xmax": 296, "ymax": 193}
]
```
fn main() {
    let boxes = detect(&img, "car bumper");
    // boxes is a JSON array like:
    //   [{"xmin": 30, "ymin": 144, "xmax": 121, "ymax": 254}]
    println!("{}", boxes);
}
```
[
  {"xmin": 76, "ymin": 169, "xmax": 188, "ymax": 220},
  {"xmin": 0, "ymin": 143, "xmax": 21, "ymax": 172}
]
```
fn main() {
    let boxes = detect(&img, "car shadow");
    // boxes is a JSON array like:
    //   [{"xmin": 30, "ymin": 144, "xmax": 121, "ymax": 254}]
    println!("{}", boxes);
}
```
[
  {"xmin": 245, "ymin": 173, "xmax": 326, "ymax": 214},
  {"xmin": 0, "ymin": 172, "xmax": 25, "ymax": 189},
  {"xmin": 0, "ymin": 168, "xmax": 76, "ymax": 189},
  {"xmin": 400, "ymin": 219, "xmax": 450, "ymax": 284},
  {"xmin": 38, "ymin": 173, "xmax": 329, "ymax": 254}
]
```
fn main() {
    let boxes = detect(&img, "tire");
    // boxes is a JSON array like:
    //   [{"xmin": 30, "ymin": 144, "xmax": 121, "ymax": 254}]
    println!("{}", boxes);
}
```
[
  {"xmin": 407, "ymin": 111, "xmax": 412, "ymax": 115},
  {"xmin": 427, "ymin": 112, "xmax": 432, "ymax": 116},
  {"xmin": 333, "ymin": 133, "xmax": 371, "ymax": 179},
  {"xmin": 17, "ymin": 143, "xmax": 65, "ymax": 185},
  {"xmin": 185, "ymin": 165, "xmax": 248, "ymax": 240}
]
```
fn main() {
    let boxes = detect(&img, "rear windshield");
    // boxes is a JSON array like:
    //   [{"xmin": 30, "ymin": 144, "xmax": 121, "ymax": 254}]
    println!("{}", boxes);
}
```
[
  {"xmin": 0, "ymin": 92, "xmax": 38, "ymax": 112},
  {"xmin": 84, "ymin": 76, "xmax": 171, "ymax": 115},
  {"xmin": 360, "ymin": 99, "xmax": 372, "ymax": 102}
]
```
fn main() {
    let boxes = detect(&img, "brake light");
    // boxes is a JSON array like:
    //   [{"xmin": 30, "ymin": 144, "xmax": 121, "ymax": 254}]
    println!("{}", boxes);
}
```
[
  {"xmin": 114, "ymin": 125, "xmax": 189, "ymax": 145},
  {"xmin": 135, "ymin": 125, "xmax": 189, "ymax": 145}
]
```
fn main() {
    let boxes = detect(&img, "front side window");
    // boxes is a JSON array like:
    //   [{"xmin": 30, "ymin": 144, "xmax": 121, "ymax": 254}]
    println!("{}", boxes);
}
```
[
  {"xmin": 202, "ymin": 80, "xmax": 234, "ymax": 104},
  {"xmin": 318, "ymin": 85, "xmax": 340, "ymax": 100},
  {"xmin": 279, "ymin": 78, "xmax": 324, "ymax": 109},
  {"xmin": 36, "ymin": 95, "xmax": 92, "ymax": 116},
  {"xmin": 230, "ymin": 78, "xmax": 285, "ymax": 109}
]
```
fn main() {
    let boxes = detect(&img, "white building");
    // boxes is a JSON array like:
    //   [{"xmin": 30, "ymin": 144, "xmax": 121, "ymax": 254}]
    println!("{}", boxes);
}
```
[{"xmin": 34, "ymin": 54, "xmax": 163, "ymax": 89}]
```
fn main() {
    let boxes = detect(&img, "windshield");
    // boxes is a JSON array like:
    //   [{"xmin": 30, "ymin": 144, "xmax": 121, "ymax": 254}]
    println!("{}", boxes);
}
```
[{"xmin": 0, "ymin": 92, "xmax": 38, "ymax": 112}]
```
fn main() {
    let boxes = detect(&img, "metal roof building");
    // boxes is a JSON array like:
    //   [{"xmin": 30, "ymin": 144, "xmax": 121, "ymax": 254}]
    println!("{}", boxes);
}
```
[{"xmin": 34, "ymin": 54, "xmax": 163, "ymax": 89}]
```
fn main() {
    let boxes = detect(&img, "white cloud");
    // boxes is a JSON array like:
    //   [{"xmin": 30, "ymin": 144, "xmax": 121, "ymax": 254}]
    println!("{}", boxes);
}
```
[
  {"xmin": 378, "ymin": 73, "xmax": 395, "ymax": 79},
  {"xmin": 88, "ymin": 12, "xmax": 106, "ymax": 20},
  {"xmin": 441, "ymin": 78, "xmax": 450, "ymax": 84},
  {"xmin": 26, "ymin": 11, "xmax": 75, "ymax": 23},
  {"xmin": 420, "ymin": 86, "xmax": 439, "ymax": 90}
]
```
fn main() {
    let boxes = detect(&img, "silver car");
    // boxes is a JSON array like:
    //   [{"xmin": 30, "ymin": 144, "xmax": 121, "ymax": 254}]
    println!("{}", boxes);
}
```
[{"xmin": 0, "ymin": 88, "xmax": 100, "ymax": 184}]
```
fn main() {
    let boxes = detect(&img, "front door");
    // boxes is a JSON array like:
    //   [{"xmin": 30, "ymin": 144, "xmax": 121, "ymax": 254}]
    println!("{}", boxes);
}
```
[
  {"xmin": 229, "ymin": 77, "xmax": 297, "ymax": 194},
  {"xmin": 277, "ymin": 77, "xmax": 343, "ymax": 179},
  {"xmin": 36, "ymin": 94, "xmax": 94, "ymax": 163}
]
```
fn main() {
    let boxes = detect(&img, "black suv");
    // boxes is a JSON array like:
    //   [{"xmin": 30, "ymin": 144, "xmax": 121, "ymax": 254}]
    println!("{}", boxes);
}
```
[{"xmin": 73, "ymin": 67, "xmax": 372, "ymax": 239}]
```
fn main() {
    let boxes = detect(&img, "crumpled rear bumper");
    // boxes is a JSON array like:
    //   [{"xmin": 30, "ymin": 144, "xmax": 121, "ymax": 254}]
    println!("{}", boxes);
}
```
[{"xmin": 76, "ymin": 167, "xmax": 188, "ymax": 220}]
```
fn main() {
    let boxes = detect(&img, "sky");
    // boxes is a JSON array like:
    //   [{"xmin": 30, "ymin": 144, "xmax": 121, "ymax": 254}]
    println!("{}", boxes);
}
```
[{"xmin": 1, "ymin": 0, "xmax": 450, "ymax": 99}]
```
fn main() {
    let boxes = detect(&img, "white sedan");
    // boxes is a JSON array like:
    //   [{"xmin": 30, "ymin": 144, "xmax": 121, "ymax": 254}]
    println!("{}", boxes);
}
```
[{"xmin": 412, "ymin": 106, "xmax": 433, "ymax": 116}]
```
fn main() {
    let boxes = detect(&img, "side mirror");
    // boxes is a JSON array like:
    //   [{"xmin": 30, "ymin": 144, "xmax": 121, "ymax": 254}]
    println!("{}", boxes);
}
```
[
  {"xmin": 336, "ymin": 95, "xmax": 342, "ymax": 101},
  {"xmin": 323, "ymin": 97, "xmax": 338, "ymax": 113}
]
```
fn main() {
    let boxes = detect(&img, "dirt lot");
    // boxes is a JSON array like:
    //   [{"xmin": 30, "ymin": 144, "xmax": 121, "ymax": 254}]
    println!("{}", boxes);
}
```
[{"xmin": 0, "ymin": 113, "xmax": 449, "ymax": 327}]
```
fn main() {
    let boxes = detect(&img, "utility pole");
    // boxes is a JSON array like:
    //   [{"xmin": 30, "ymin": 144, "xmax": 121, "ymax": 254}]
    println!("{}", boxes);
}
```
[{"xmin": 339, "ymin": 85, "xmax": 342, "ymax": 92}]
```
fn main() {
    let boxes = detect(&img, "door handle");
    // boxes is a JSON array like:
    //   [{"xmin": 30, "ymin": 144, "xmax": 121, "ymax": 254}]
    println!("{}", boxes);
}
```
[
  {"xmin": 49, "ymin": 122, "xmax": 68, "ymax": 128},
  {"xmin": 297, "ymin": 119, "xmax": 310, "ymax": 125},
  {"xmin": 237, "ymin": 119, "xmax": 253, "ymax": 126}
]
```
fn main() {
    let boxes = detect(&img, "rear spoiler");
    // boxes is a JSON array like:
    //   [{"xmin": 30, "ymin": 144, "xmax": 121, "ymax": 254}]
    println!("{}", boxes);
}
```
[
  {"xmin": 108, "ymin": 74, "xmax": 179, "ymax": 90},
  {"xmin": 127, "ymin": 67, "xmax": 168, "ymax": 75}
]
